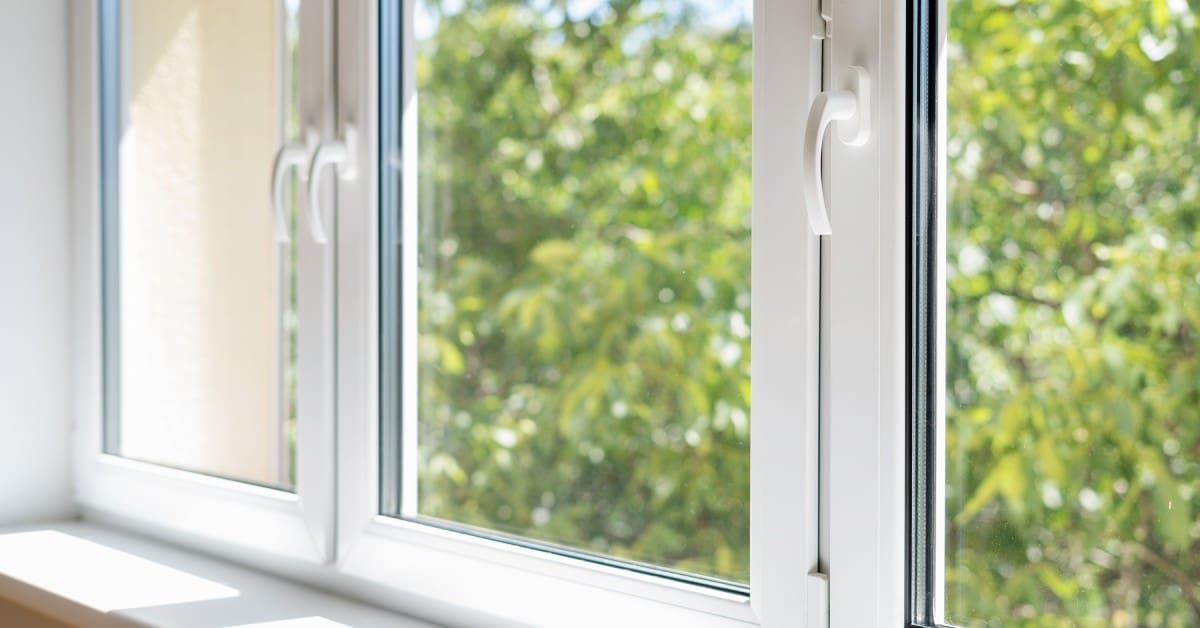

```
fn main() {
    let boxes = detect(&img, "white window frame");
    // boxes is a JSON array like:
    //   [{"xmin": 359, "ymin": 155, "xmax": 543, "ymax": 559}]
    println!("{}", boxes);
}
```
[
  {"xmin": 71, "ymin": 0, "xmax": 337, "ymax": 565},
  {"xmin": 824, "ymin": 0, "xmax": 911, "ymax": 624},
  {"xmin": 332, "ymin": 0, "xmax": 823, "ymax": 625},
  {"xmin": 66, "ymin": 0, "xmax": 915, "ymax": 625}
]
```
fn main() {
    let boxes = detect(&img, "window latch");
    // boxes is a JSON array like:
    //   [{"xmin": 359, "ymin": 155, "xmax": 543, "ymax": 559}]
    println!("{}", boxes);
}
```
[
  {"xmin": 801, "ymin": 65, "xmax": 870, "ymax": 235},
  {"xmin": 306, "ymin": 125, "xmax": 359, "ymax": 244},
  {"xmin": 269, "ymin": 129, "xmax": 319, "ymax": 243}
]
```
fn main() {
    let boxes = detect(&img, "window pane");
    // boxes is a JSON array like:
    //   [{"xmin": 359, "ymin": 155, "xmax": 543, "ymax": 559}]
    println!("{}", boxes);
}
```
[
  {"xmin": 945, "ymin": 0, "xmax": 1199, "ymax": 623},
  {"xmin": 103, "ymin": 0, "xmax": 301, "ymax": 488},
  {"xmin": 384, "ymin": 0, "xmax": 752, "ymax": 584}
]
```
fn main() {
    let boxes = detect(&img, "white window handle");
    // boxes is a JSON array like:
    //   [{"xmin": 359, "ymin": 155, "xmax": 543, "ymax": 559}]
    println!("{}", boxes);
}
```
[
  {"xmin": 305, "ymin": 125, "xmax": 359, "ymax": 244},
  {"xmin": 270, "ymin": 143, "xmax": 311, "ymax": 243},
  {"xmin": 802, "ymin": 66, "xmax": 870, "ymax": 235}
]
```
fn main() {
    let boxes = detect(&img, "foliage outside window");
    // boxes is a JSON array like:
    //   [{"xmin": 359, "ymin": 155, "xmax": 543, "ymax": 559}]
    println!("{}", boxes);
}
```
[
  {"xmin": 945, "ymin": 0, "xmax": 1200, "ymax": 624},
  {"xmin": 407, "ymin": 0, "xmax": 752, "ymax": 583}
]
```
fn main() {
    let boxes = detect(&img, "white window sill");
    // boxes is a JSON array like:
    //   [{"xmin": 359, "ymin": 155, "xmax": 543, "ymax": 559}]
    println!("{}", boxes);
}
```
[{"xmin": 0, "ymin": 521, "xmax": 438, "ymax": 628}]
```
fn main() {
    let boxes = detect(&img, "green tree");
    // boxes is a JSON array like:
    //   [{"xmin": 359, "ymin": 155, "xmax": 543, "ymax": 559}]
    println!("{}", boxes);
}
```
[
  {"xmin": 402, "ymin": 0, "xmax": 1200, "ymax": 614},
  {"xmin": 945, "ymin": 0, "xmax": 1200, "ymax": 624},
  {"xmin": 411, "ymin": 0, "xmax": 751, "ymax": 582}
]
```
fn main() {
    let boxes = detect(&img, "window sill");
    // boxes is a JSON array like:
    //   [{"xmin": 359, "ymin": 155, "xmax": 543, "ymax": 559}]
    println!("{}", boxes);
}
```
[{"xmin": 0, "ymin": 521, "xmax": 436, "ymax": 628}]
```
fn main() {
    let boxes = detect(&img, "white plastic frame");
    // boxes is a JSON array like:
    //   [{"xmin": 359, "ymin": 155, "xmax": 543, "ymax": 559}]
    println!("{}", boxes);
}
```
[
  {"xmin": 824, "ymin": 0, "xmax": 910, "ymax": 625},
  {"xmin": 332, "ymin": 0, "xmax": 824, "ymax": 625},
  {"xmin": 71, "ymin": 0, "xmax": 337, "ymax": 566},
  {"xmin": 63, "ymin": 0, "xmax": 916, "ymax": 624}
]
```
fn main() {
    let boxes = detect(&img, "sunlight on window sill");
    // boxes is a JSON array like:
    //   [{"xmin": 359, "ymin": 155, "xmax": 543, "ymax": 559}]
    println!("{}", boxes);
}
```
[
  {"xmin": 0, "ymin": 530, "xmax": 239, "ymax": 612},
  {"xmin": 228, "ymin": 618, "xmax": 353, "ymax": 628}
]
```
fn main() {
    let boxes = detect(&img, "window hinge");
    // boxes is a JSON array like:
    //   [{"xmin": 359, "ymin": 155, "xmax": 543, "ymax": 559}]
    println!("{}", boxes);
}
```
[
  {"xmin": 807, "ymin": 571, "xmax": 830, "ymax": 628},
  {"xmin": 813, "ymin": 0, "xmax": 832, "ymax": 40}
]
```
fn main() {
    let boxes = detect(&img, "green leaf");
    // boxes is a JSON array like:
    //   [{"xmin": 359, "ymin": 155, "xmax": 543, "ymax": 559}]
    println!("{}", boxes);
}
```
[
  {"xmin": 957, "ymin": 452, "xmax": 1025, "ymax": 523},
  {"xmin": 529, "ymin": 239, "xmax": 578, "ymax": 268}
]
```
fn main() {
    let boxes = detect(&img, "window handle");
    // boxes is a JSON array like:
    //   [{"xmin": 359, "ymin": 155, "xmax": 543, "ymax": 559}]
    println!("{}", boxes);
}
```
[
  {"xmin": 269, "ymin": 143, "xmax": 311, "ymax": 243},
  {"xmin": 305, "ymin": 125, "xmax": 359, "ymax": 244},
  {"xmin": 802, "ymin": 65, "xmax": 870, "ymax": 235}
]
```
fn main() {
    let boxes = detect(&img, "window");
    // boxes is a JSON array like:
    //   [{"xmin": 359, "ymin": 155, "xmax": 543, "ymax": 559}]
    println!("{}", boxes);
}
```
[
  {"xmin": 81, "ymin": 0, "xmax": 335, "ymax": 565},
  {"xmin": 912, "ymin": 0, "xmax": 1200, "ymax": 625},
  {"xmin": 101, "ymin": 0, "xmax": 303, "ymax": 488},
  {"xmin": 378, "ymin": 0, "xmax": 753, "ymax": 587},
  {"xmin": 345, "ymin": 0, "xmax": 820, "ymax": 623},
  {"xmin": 74, "ymin": 0, "xmax": 911, "ymax": 625},
  {"xmin": 75, "ymin": 0, "xmax": 1200, "ymax": 624}
]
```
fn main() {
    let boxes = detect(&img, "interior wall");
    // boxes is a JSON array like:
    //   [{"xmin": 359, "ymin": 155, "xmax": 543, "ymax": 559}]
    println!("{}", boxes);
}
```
[
  {"xmin": 0, "ymin": 0, "xmax": 74, "ymax": 524},
  {"xmin": 118, "ymin": 0, "xmax": 282, "ymax": 486}
]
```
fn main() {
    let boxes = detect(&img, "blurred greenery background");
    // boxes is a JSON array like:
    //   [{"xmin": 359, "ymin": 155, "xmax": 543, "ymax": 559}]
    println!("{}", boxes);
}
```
[
  {"xmin": 409, "ymin": 0, "xmax": 752, "ymax": 582},
  {"xmin": 400, "ymin": 0, "xmax": 1200, "ymax": 617},
  {"xmin": 945, "ymin": 0, "xmax": 1199, "ymax": 625}
]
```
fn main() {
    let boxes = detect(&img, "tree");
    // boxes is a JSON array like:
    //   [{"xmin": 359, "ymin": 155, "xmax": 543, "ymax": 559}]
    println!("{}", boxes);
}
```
[
  {"xmin": 402, "ymin": 0, "xmax": 1200, "ymax": 614},
  {"xmin": 410, "ymin": 0, "xmax": 751, "ymax": 582},
  {"xmin": 945, "ymin": 0, "xmax": 1200, "ymax": 624}
]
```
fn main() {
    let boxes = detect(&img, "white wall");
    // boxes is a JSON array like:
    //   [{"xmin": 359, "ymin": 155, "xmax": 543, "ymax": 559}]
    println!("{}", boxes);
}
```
[
  {"xmin": 119, "ymin": 0, "xmax": 284, "ymax": 485},
  {"xmin": 0, "ymin": 0, "xmax": 75, "ymax": 524}
]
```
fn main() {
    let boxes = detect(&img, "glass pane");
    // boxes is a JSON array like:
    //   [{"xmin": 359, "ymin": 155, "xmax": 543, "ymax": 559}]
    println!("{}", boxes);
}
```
[
  {"xmin": 104, "ymin": 0, "xmax": 302, "ymax": 489},
  {"xmin": 389, "ymin": 0, "xmax": 752, "ymax": 584},
  {"xmin": 944, "ymin": 0, "xmax": 1199, "ymax": 624}
]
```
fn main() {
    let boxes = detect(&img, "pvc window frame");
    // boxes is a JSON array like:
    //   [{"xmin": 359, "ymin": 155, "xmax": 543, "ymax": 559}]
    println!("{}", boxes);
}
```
[
  {"xmin": 821, "ymin": 0, "xmax": 911, "ymax": 625},
  {"xmin": 66, "ymin": 0, "xmax": 919, "ymax": 625},
  {"xmin": 906, "ymin": 0, "xmax": 948, "ymax": 624},
  {"xmin": 72, "ymin": 0, "xmax": 337, "ymax": 566},
  {"xmin": 332, "ymin": 0, "xmax": 822, "ymax": 625}
]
